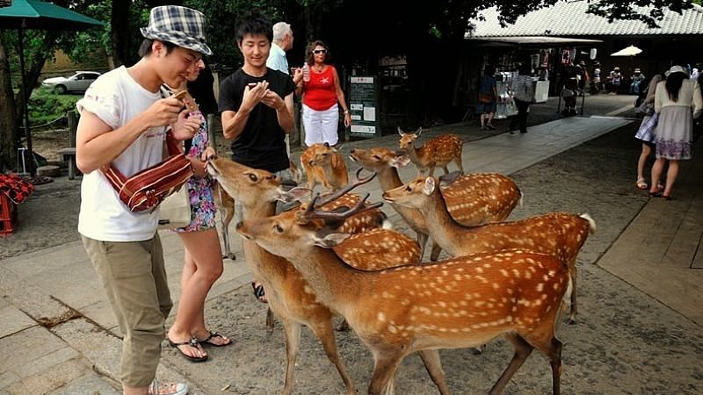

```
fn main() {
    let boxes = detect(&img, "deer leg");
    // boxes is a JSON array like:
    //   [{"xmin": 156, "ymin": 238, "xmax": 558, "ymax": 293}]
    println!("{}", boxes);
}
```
[
  {"xmin": 489, "ymin": 333, "xmax": 534, "ymax": 395},
  {"xmin": 280, "ymin": 318, "xmax": 301, "ymax": 395},
  {"xmin": 265, "ymin": 307, "xmax": 275, "ymax": 332},
  {"xmin": 368, "ymin": 349, "xmax": 405, "ymax": 395},
  {"xmin": 442, "ymin": 166, "xmax": 449, "ymax": 175},
  {"xmin": 523, "ymin": 330, "xmax": 563, "ymax": 395},
  {"xmin": 455, "ymin": 157, "xmax": 464, "ymax": 174},
  {"xmin": 336, "ymin": 318, "xmax": 350, "ymax": 332},
  {"xmin": 221, "ymin": 205, "xmax": 235, "ymax": 260},
  {"xmin": 429, "ymin": 241, "xmax": 442, "ymax": 262},
  {"xmin": 310, "ymin": 322, "xmax": 357, "ymax": 395},
  {"xmin": 567, "ymin": 263, "xmax": 577, "ymax": 325},
  {"xmin": 417, "ymin": 232, "xmax": 429, "ymax": 261},
  {"xmin": 417, "ymin": 350, "xmax": 450, "ymax": 395}
]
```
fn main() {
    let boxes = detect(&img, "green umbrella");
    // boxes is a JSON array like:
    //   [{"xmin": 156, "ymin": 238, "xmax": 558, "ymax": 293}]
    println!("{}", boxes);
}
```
[{"xmin": 0, "ymin": 0, "xmax": 102, "ymax": 178}]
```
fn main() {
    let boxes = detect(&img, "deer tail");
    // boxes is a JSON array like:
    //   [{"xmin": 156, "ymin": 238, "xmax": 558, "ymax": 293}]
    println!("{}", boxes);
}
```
[{"xmin": 579, "ymin": 213, "xmax": 596, "ymax": 234}]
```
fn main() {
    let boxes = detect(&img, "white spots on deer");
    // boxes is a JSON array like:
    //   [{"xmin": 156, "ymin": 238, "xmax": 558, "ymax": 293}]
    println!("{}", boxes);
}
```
[{"xmin": 377, "ymin": 312, "xmax": 386, "ymax": 322}]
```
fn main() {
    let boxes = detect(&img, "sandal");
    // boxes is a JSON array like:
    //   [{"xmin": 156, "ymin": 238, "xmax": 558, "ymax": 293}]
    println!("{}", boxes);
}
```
[
  {"xmin": 197, "ymin": 330, "xmax": 232, "ymax": 348},
  {"xmin": 636, "ymin": 178, "xmax": 648, "ymax": 190},
  {"xmin": 148, "ymin": 380, "xmax": 188, "ymax": 395},
  {"xmin": 251, "ymin": 281, "xmax": 268, "ymax": 303},
  {"xmin": 168, "ymin": 337, "xmax": 208, "ymax": 362}
]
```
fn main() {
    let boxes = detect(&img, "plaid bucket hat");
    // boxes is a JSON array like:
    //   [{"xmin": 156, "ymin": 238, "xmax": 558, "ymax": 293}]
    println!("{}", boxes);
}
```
[{"xmin": 141, "ymin": 6, "xmax": 212, "ymax": 56}]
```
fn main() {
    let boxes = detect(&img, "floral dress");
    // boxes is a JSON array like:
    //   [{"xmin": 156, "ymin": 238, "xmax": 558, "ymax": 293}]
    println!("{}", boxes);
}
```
[{"xmin": 174, "ymin": 113, "xmax": 217, "ymax": 232}]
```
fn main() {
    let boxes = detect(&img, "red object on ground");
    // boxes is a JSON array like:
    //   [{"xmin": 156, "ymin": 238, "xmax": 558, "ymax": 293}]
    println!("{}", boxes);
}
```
[{"xmin": 0, "ymin": 174, "xmax": 35, "ymax": 235}]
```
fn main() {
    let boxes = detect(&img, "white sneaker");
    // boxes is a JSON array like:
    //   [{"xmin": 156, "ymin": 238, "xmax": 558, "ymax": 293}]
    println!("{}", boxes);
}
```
[{"xmin": 148, "ymin": 380, "xmax": 188, "ymax": 395}]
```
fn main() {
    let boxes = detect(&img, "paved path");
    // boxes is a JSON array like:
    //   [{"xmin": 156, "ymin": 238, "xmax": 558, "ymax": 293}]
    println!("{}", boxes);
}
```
[{"xmin": 2, "ymin": 112, "xmax": 702, "ymax": 393}]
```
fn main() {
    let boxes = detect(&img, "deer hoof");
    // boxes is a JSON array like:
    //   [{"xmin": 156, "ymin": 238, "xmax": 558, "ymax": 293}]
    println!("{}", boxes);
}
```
[
  {"xmin": 567, "ymin": 317, "xmax": 577, "ymax": 325},
  {"xmin": 336, "ymin": 319, "xmax": 350, "ymax": 332},
  {"xmin": 223, "ymin": 253, "xmax": 236, "ymax": 260},
  {"xmin": 265, "ymin": 309, "xmax": 275, "ymax": 331},
  {"xmin": 470, "ymin": 346, "xmax": 483, "ymax": 355}
]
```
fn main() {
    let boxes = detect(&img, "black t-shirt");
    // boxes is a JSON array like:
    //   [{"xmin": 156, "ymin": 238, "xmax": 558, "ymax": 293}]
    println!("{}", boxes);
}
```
[{"xmin": 218, "ymin": 68, "xmax": 295, "ymax": 173}]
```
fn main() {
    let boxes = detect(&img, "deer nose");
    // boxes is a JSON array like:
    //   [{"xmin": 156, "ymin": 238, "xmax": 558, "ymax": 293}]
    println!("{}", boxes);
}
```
[
  {"xmin": 235, "ymin": 221, "xmax": 244, "ymax": 230},
  {"xmin": 350, "ymin": 149, "xmax": 356, "ymax": 154}
]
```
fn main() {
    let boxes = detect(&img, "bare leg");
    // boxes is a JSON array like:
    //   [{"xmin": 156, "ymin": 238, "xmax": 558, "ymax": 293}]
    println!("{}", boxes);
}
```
[
  {"xmin": 480, "ymin": 113, "xmax": 486, "ymax": 128},
  {"xmin": 487, "ymin": 112, "xmax": 495, "ymax": 127},
  {"xmin": 310, "ymin": 322, "xmax": 357, "ymax": 395},
  {"xmin": 663, "ymin": 160, "xmax": 679, "ymax": 197},
  {"xmin": 650, "ymin": 158, "xmax": 666, "ymax": 194},
  {"xmin": 489, "ymin": 333, "xmax": 534, "ymax": 395},
  {"xmin": 418, "ymin": 350, "xmax": 450, "ymax": 395},
  {"xmin": 636, "ymin": 143, "xmax": 652, "ymax": 185}
]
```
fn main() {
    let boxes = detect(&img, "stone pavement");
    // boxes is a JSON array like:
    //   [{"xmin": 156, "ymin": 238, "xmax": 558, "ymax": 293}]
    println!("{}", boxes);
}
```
[{"xmin": 1, "ymin": 104, "xmax": 701, "ymax": 393}]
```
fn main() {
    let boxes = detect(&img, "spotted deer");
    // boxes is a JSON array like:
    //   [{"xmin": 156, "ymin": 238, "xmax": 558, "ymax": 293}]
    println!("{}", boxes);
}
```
[
  {"xmin": 383, "ymin": 176, "xmax": 596, "ymax": 324},
  {"xmin": 301, "ymin": 143, "xmax": 349, "ymax": 192},
  {"xmin": 349, "ymin": 147, "xmax": 521, "ymax": 260},
  {"xmin": 236, "ymin": 196, "xmax": 572, "ymax": 395},
  {"xmin": 398, "ymin": 127, "xmax": 464, "ymax": 176},
  {"xmin": 213, "ymin": 159, "xmax": 301, "ymax": 260},
  {"xmin": 206, "ymin": 159, "xmax": 418, "ymax": 394}
]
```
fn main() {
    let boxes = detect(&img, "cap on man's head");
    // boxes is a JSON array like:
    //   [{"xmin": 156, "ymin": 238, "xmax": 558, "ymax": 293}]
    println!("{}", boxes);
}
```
[{"xmin": 141, "ymin": 5, "xmax": 212, "ymax": 56}]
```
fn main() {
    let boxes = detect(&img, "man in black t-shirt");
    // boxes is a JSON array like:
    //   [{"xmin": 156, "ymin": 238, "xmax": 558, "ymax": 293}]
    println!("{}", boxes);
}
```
[{"xmin": 219, "ymin": 13, "xmax": 295, "ymax": 174}]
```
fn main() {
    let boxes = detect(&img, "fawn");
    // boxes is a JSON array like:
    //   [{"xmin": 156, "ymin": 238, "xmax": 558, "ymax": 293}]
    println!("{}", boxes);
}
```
[
  {"xmin": 301, "ymin": 143, "xmax": 349, "ymax": 192},
  {"xmin": 398, "ymin": 127, "xmax": 464, "ymax": 176}
]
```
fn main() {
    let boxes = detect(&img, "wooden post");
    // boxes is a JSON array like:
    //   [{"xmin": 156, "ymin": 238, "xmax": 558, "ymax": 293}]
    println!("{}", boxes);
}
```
[{"xmin": 67, "ymin": 111, "xmax": 77, "ymax": 148}]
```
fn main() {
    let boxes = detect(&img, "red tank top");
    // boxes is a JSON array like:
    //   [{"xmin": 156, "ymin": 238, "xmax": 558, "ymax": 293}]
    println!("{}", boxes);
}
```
[{"xmin": 303, "ymin": 66, "xmax": 337, "ymax": 111}]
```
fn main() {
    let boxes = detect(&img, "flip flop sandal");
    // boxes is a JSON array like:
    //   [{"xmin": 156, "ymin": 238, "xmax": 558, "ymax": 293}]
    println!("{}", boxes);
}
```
[
  {"xmin": 168, "ymin": 337, "xmax": 208, "ymax": 362},
  {"xmin": 198, "ymin": 330, "xmax": 232, "ymax": 348},
  {"xmin": 251, "ymin": 281, "xmax": 268, "ymax": 303},
  {"xmin": 636, "ymin": 178, "xmax": 648, "ymax": 190},
  {"xmin": 149, "ymin": 380, "xmax": 188, "ymax": 395}
]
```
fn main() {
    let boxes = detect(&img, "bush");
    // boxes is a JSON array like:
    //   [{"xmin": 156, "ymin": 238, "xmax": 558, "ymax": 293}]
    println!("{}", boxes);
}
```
[{"xmin": 27, "ymin": 87, "xmax": 80, "ymax": 129}]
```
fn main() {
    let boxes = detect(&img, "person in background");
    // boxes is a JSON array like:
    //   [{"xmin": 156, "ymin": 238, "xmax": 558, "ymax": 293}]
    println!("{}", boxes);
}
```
[
  {"xmin": 477, "ymin": 64, "xmax": 497, "ymax": 130},
  {"xmin": 630, "ymin": 68, "xmax": 646, "ymax": 94},
  {"xmin": 591, "ymin": 61, "xmax": 602, "ymax": 94},
  {"xmin": 608, "ymin": 66, "xmax": 623, "ymax": 94},
  {"xmin": 295, "ymin": 40, "xmax": 351, "ymax": 146},
  {"xmin": 650, "ymin": 65, "xmax": 702, "ymax": 199},
  {"xmin": 75, "ymin": 5, "xmax": 209, "ymax": 395},
  {"xmin": 219, "ymin": 12, "xmax": 295, "ymax": 303},
  {"xmin": 510, "ymin": 63, "xmax": 535, "ymax": 134},
  {"xmin": 167, "ymin": 60, "xmax": 232, "ymax": 364},
  {"xmin": 634, "ymin": 70, "xmax": 666, "ymax": 191}
]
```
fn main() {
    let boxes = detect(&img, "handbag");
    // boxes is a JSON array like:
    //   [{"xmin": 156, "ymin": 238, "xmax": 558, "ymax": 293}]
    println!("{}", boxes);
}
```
[
  {"xmin": 478, "ymin": 92, "xmax": 493, "ymax": 104},
  {"xmin": 158, "ymin": 182, "xmax": 191, "ymax": 229},
  {"xmin": 101, "ymin": 88, "xmax": 194, "ymax": 213}
]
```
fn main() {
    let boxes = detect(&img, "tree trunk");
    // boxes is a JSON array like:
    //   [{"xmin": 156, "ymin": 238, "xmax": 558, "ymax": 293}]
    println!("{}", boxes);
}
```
[
  {"xmin": 0, "ymin": 31, "xmax": 17, "ymax": 172},
  {"xmin": 13, "ymin": 31, "xmax": 59, "ymax": 125},
  {"xmin": 110, "ymin": 0, "xmax": 131, "ymax": 67}
]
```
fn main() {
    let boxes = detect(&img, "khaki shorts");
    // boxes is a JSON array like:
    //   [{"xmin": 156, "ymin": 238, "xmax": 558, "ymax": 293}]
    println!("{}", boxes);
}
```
[{"xmin": 82, "ymin": 233, "xmax": 172, "ymax": 387}]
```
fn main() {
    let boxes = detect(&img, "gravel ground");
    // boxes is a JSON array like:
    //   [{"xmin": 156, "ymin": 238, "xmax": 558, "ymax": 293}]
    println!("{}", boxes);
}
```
[{"xmin": 156, "ymin": 123, "xmax": 702, "ymax": 394}]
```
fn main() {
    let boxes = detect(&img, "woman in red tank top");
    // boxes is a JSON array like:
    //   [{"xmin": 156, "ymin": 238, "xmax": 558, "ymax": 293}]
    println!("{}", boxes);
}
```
[{"xmin": 296, "ymin": 40, "xmax": 351, "ymax": 146}]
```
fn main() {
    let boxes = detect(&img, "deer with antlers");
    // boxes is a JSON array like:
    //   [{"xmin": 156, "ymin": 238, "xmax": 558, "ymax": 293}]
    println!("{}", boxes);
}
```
[
  {"xmin": 206, "ymin": 159, "xmax": 419, "ymax": 394},
  {"xmin": 236, "ymin": 194, "xmax": 572, "ymax": 395},
  {"xmin": 301, "ymin": 143, "xmax": 349, "ymax": 192},
  {"xmin": 398, "ymin": 127, "xmax": 464, "ymax": 176},
  {"xmin": 350, "ymin": 147, "xmax": 521, "ymax": 261},
  {"xmin": 382, "ymin": 175, "xmax": 596, "ymax": 324}
]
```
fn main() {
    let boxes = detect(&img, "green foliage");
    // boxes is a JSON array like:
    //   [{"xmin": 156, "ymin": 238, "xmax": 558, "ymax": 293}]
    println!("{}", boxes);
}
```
[{"xmin": 26, "ymin": 87, "xmax": 79, "ymax": 128}]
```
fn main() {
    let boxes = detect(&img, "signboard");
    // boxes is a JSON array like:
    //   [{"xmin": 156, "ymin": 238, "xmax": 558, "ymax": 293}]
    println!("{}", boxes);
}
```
[
  {"xmin": 349, "ymin": 76, "xmax": 380, "ymax": 138},
  {"xmin": 0, "ymin": 0, "xmax": 11, "ymax": 7}
]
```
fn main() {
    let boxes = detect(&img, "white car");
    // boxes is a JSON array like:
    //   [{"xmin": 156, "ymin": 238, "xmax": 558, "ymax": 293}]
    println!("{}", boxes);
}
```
[{"xmin": 42, "ymin": 71, "xmax": 100, "ymax": 94}]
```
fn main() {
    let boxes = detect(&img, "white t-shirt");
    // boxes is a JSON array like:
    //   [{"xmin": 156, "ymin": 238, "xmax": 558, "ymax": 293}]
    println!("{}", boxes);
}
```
[
  {"xmin": 76, "ymin": 66, "xmax": 166, "ymax": 241},
  {"xmin": 266, "ymin": 43, "xmax": 289, "ymax": 75}
]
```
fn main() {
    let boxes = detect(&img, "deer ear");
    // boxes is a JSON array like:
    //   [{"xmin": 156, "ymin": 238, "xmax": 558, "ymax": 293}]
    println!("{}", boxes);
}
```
[
  {"xmin": 439, "ymin": 171, "xmax": 462, "ymax": 187},
  {"xmin": 279, "ymin": 187, "xmax": 312, "ymax": 203},
  {"xmin": 390, "ymin": 154, "xmax": 411, "ymax": 168},
  {"xmin": 313, "ymin": 232, "xmax": 351, "ymax": 248},
  {"xmin": 423, "ymin": 177, "xmax": 436, "ymax": 195},
  {"xmin": 415, "ymin": 127, "xmax": 423, "ymax": 137}
]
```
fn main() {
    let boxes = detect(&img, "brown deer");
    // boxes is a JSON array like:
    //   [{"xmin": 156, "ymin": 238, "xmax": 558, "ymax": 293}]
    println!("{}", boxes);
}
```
[
  {"xmin": 349, "ymin": 147, "xmax": 521, "ymax": 260},
  {"xmin": 206, "ymin": 159, "xmax": 418, "ymax": 394},
  {"xmin": 213, "ymin": 159, "xmax": 302, "ymax": 260},
  {"xmin": 236, "ymin": 197, "xmax": 572, "ymax": 395},
  {"xmin": 398, "ymin": 127, "xmax": 464, "ymax": 176},
  {"xmin": 382, "ymin": 176, "xmax": 596, "ymax": 324},
  {"xmin": 301, "ymin": 143, "xmax": 349, "ymax": 192}
]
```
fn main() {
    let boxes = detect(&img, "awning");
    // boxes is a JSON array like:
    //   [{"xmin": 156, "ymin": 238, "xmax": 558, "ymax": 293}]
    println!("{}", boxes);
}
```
[{"xmin": 468, "ymin": 36, "xmax": 602, "ymax": 47}]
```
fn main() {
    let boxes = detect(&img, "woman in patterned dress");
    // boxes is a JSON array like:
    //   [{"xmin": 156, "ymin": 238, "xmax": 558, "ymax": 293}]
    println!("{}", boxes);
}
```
[
  {"xmin": 650, "ymin": 65, "xmax": 703, "ymax": 199},
  {"xmin": 166, "ymin": 61, "xmax": 231, "ymax": 362}
]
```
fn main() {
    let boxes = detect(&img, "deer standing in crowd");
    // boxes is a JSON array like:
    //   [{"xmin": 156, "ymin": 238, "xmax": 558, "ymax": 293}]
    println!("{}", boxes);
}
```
[
  {"xmin": 383, "ymin": 175, "xmax": 596, "ymax": 324},
  {"xmin": 206, "ymin": 158, "xmax": 418, "ymax": 394},
  {"xmin": 350, "ymin": 147, "xmax": 521, "ymax": 260},
  {"xmin": 236, "ymin": 195, "xmax": 572, "ymax": 395},
  {"xmin": 301, "ymin": 143, "xmax": 349, "ymax": 192},
  {"xmin": 398, "ymin": 127, "xmax": 464, "ymax": 176}
]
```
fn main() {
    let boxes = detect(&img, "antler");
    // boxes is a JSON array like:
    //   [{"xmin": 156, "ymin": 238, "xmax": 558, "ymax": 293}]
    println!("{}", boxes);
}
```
[
  {"xmin": 314, "ymin": 167, "xmax": 377, "ymax": 208},
  {"xmin": 304, "ymin": 193, "xmax": 383, "ymax": 222}
]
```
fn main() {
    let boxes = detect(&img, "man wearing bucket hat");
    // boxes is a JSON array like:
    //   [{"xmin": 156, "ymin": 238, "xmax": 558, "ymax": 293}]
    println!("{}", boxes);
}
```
[{"xmin": 75, "ymin": 5, "xmax": 211, "ymax": 395}]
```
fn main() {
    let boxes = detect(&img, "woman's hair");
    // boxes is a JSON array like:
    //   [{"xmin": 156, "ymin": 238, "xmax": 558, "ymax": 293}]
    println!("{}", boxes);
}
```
[
  {"xmin": 306, "ymin": 40, "xmax": 330, "ymax": 65},
  {"xmin": 665, "ymin": 71, "xmax": 687, "ymax": 102}
]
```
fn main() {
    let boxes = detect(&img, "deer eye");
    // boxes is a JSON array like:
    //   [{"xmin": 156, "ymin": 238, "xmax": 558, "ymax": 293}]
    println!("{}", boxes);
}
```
[
  {"xmin": 372, "ymin": 155, "xmax": 381, "ymax": 160},
  {"xmin": 273, "ymin": 224, "xmax": 283, "ymax": 233},
  {"xmin": 248, "ymin": 173, "xmax": 258, "ymax": 182}
]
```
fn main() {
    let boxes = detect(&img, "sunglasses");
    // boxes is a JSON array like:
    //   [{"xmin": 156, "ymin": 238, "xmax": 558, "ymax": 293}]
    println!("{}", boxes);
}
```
[{"xmin": 312, "ymin": 49, "xmax": 327, "ymax": 54}]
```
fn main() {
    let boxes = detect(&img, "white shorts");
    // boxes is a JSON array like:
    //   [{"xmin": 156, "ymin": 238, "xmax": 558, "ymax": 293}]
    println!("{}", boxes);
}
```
[{"xmin": 302, "ymin": 103, "xmax": 339, "ymax": 146}]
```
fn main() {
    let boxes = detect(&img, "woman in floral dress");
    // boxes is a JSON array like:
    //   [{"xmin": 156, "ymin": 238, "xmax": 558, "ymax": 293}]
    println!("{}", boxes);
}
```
[{"xmin": 166, "ymin": 62, "xmax": 231, "ymax": 363}]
